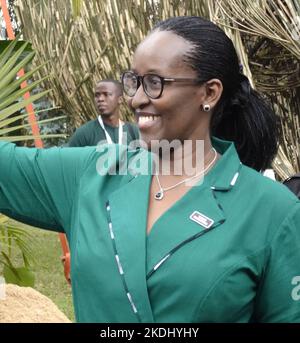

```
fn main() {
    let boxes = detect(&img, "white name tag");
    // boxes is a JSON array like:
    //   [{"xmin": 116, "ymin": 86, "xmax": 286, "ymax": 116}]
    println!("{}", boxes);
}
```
[{"xmin": 190, "ymin": 211, "xmax": 214, "ymax": 229}]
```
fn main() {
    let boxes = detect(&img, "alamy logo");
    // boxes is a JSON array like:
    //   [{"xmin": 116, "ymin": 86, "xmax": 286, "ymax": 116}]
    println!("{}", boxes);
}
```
[
  {"xmin": 291, "ymin": 276, "xmax": 300, "ymax": 301},
  {"xmin": 95, "ymin": 139, "xmax": 206, "ymax": 187}
]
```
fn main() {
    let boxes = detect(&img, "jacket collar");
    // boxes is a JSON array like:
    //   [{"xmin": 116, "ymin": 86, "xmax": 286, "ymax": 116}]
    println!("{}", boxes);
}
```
[{"xmin": 208, "ymin": 137, "xmax": 242, "ymax": 191}]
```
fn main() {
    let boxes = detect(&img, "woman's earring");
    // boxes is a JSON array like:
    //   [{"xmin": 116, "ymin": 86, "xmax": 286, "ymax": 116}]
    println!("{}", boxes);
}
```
[{"xmin": 203, "ymin": 104, "xmax": 211, "ymax": 112}]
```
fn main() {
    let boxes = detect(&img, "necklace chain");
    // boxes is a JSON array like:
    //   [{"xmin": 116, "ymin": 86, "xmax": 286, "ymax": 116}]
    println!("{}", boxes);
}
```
[{"xmin": 154, "ymin": 148, "xmax": 217, "ymax": 200}]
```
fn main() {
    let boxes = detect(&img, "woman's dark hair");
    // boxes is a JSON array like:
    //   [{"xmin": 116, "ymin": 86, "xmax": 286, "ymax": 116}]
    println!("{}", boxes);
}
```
[{"xmin": 152, "ymin": 16, "xmax": 279, "ymax": 171}]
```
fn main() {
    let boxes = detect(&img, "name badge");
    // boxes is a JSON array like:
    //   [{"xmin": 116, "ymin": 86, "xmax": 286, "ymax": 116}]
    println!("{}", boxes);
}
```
[{"xmin": 190, "ymin": 211, "xmax": 214, "ymax": 229}]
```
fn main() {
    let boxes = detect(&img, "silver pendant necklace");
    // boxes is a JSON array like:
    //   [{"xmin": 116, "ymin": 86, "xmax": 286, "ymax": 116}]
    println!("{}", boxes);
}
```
[
  {"xmin": 154, "ymin": 190, "xmax": 164, "ymax": 200},
  {"xmin": 154, "ymin": 148, "xmax": 217, "ymax": 200}
]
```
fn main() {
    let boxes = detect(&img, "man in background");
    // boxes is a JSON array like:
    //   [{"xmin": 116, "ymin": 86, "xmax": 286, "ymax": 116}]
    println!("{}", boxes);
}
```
[
  {"xmin": 68, "ymin": 79, "xmax": 139, "ymax": 147},
  {"xmin": 63, "ymin": 79, "xmax": 139, "ymax": 284}
]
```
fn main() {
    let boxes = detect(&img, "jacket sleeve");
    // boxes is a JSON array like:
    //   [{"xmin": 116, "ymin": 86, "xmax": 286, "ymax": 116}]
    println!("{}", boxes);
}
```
[
  {"xmin": 0, "ymin": 141, "xmax": 94, "ymax": 234},
  {"xmin": 254, "ymin": 201, "xmax": 300, "ymax": 322}
]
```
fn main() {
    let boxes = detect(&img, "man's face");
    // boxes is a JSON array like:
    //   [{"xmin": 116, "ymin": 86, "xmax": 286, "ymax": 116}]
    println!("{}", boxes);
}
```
[{"xmin": 94, "ymin": 82, "xmax": 121, "ymax": 117}]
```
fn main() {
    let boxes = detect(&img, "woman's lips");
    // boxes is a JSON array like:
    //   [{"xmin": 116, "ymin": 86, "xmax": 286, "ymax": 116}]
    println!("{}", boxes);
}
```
[{"xmin": 136, "ymin": 113, "xmax": 161, "ymax": 130}]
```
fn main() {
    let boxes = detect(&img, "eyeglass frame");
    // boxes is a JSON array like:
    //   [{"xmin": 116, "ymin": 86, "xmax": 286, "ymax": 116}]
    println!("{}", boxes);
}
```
[{"xmin": 121, "ymin": 71, "xmax": 204, "ymax": 99}]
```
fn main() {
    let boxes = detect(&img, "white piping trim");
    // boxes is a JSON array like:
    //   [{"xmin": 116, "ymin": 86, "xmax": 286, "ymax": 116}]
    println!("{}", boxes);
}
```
[
  {"xmin": 115, "ymin": 254, "xmax": 124, "ymax": 275},
  {"xmin": 230, "ymin": 172, "xmax": 239, "ymax": 186},
  {"xmin": 154, "ymin": 254, "xmax": 170, "ymax": 271},
  {"xmin": 127, "ymin": 292, "xmax": 138, "ymax": 313},
  {"xmin": 108, "ymin": 222, "xmax": 114, "ymax": 239}
]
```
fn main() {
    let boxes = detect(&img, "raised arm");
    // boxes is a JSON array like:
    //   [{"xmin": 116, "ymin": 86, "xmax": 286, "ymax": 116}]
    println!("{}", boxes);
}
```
[{"xmin": 0, "ymin": 141, "xmax": 94, "ymax": 235}]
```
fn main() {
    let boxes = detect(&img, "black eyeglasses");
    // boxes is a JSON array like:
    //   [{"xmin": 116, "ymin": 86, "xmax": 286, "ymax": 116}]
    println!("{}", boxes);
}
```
[{"xmin": 121, "ymin": 71, "xmax": 202, "ymax": 99}]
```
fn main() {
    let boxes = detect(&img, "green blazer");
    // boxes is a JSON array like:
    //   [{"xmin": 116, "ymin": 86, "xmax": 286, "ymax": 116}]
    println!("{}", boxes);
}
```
[{"xmin": 0, "ymin": 138, "xmax": 299, "ymax": 323}]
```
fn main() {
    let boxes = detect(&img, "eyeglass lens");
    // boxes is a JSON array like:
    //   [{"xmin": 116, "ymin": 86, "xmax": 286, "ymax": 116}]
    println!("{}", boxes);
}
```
[{"xmin": 122, "ymin": 72, "xmax": 162, "ymax": 98}]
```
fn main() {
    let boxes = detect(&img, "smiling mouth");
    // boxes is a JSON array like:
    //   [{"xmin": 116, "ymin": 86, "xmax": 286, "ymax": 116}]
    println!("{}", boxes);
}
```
[
  {"xmin": 136, "ymin": 112, "xmax": 161, "ymax": 129},
  {"xmin": 139, "ymin": 115, "xmax": 160, "ymax": 124}
]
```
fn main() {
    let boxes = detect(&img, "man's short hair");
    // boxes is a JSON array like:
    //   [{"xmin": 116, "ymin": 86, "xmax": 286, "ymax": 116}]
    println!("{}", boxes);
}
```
[{"xmin": 96, "ymin": 79, "xmax": 123, "ymax": 96}]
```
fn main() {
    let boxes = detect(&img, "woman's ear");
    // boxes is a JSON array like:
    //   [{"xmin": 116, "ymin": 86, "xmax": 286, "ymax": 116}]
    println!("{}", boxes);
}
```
[{"xmin": 202, "ymin": 79, "xmax": 223, "ymax": 110}]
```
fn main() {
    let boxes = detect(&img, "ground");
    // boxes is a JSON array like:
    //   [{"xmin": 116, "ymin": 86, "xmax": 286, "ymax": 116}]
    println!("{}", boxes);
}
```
[{"xmin": 4, "ymin": 222, "xmax": 75, "ymax": 322}]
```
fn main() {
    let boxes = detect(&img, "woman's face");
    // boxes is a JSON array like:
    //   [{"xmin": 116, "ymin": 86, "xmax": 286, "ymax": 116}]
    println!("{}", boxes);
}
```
[{"xmin": 128, "ymin": 30, "xmax": 211, "ymax": 148}]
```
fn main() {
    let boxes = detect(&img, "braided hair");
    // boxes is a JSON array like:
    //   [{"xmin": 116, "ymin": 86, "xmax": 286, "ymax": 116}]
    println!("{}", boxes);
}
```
[{"xmin": 153, "ymin": 16, "xmax": 278, "ymax": 171}]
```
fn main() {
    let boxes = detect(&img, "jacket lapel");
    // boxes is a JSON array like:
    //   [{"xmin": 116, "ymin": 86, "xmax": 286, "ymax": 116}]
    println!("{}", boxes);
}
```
[{"xmin": 108, "ymin": 172, "xmax": 154, "ymax": 322}]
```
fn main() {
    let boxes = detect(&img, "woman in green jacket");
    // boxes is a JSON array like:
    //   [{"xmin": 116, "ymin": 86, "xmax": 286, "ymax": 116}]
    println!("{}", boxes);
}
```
[{"xmin": 0, "ymin": 16, "xmax": 299, "ymax": 323}]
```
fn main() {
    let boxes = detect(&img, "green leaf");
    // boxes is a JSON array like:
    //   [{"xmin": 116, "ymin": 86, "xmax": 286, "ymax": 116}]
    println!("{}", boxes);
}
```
[
  {"xmin": 0, "ymin": 40, "xmax": 33, "ymax": 55},
  {"xmin": 3, "ymin": 265, "xmax": 35, "ymax": 287},
  {"xmin": 0, "ymin": 107, "xmax": 61, "ymax": 129},
  {"xmin": 0, "ymin": 42, "xmax": 32, "ymax": 87},
  {"xmin": 0, "ymin": 76, "xmax": 50, "ymax": 112},
  {"xmin": 0, "ymin": 217, "xmax": 37, "ymax": 273},
  {"xmin": 0, "ymin": 62, "xmax": 48, "ymax": 101},
  {"xmin": 0, "ymin": 90, "xmax": 50, "ymax": 120},
  {"xmin": 0, "ymin": 50, "xmax": 35, "ymax": 91},
  {"xmin": 0, "ymin": 38, "xmax": 64, "ymax": 145},
  {"xmin": 0, "ymin": 112, "xmax": 31, "ymax": 128},
  {"xmin": 0, "ymin": 115, "xmax": 66, "ymax": 135},
  {"xmin": 0, "ymin": 36, "xmax": 19, "ymax": 70}
]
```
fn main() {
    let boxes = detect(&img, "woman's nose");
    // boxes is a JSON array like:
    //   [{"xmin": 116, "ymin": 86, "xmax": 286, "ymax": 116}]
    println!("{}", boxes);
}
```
[{"xmin": 131, "ymin": 83, "xmax": 150, "ymax": 109}]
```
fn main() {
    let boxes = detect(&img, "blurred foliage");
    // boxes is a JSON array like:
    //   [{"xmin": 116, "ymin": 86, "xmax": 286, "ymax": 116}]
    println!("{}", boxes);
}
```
[
  {"xmin": 0, "ymin": 37, "xmax": 64, "ymax": 143},
  {"xmin": 0, "ymin": 215, "xmax": 36, "ymax": 287},
  {"xmin": 0, "ymin": 36, "xmax": 65, "ymax": 285}
]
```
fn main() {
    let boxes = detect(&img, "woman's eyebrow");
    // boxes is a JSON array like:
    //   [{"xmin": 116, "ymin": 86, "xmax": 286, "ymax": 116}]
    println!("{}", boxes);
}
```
[
  {"xmin": 147, "ymin": 69, "xmax": 162, "ymax": 74},
  {"xmin": 130, "ymin": 68, "xmax": 163, "ymax": 75}
]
